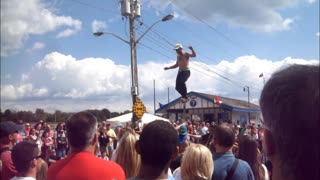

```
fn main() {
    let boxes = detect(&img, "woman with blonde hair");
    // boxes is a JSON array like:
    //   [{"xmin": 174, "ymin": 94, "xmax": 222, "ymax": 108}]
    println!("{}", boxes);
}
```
[
  {"xmin": 174, "ymin": 144, "xmax": 214, "ymax": 180},
  {"xmin": 114, "ymin": 131, "xmax": 140, "ymax": 178}
]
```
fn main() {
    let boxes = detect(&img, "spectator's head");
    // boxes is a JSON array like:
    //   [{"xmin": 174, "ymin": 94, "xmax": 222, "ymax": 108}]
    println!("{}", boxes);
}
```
[
  {"xmin": 0, "ymin": 121, "xmax": 20, "ymax": 145},
  {"xmin": 106, "ymin": 123, "xmax": 111, "ymax": 130},
  {"xmin": 181, "ymin": 144, "xmax": 214, "ymax": 180},
  {"xmin": 115, "ymin": 131, "xmax": 140, "ymax": 178},
  {"xmin": 238, "ymin": 136, "xmax": 260, "ymax": 180},
  {"xmin": 41, "ymin": 122, "xmax": 47, "ymax": 130},
  {"xmin": 34, "ymin": 123, "xmax": 42, "ymax": 131},
  {"xmin": 29, "ymin": 128, "xmax": 36, "ymax": 136},
  {"xmin": 99, "ymin": 126, "xmax": 107, "ymax": 134},
  {"xmin": 213, "ymin": 123, "xmax": 235, "ymax": 151},
  {"xmin": 118, "ymin": 127, "xmax": 133, "ymax": 140},
  {"xmin": 42, "ymin": 130, "xmax": 49, "ymax": 138},
  {"xmin": 65, "ymin": 111, "xmax": 98, "ymax": 152},
  {"xmin": 209, "ymin": 122, "xmax": 216, "ymax": 135},
  {"xmin": 56, "ymin": 123, "xmax": 63, "ymax": 131},
  {"xmin": 11, "ymin": 141, "xmax": 40, "ymax": 177},
  {"xmin": 45, "ymin": 124, "xmax": 51, "ymax": 131},
  {"xmin": 136, "ymin": 120, "xmax": 178, "ymax": 171},
  {"xmin": 25, "ymin": 123, "xmax": 31, "ymax": 130},
  {"xmin": 260, "ymin": 64, "xmax": 319, "ymax": 180}
]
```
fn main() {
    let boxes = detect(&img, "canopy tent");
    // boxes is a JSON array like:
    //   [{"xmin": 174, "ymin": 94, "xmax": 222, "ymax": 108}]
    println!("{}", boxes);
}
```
[{"xmin": 107, "ymin": 112, "xmax": 170, "ymax": 125}]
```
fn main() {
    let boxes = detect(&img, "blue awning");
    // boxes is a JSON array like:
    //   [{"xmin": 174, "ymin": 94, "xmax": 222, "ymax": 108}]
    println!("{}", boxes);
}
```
[{"xmin": 232, "ymin": 107, "xmax": 260, "ymax": 113}]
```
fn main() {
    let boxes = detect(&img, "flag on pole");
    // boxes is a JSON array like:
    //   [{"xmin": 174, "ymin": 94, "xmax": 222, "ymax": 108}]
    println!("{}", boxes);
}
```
[
  {"xmin": 259, "ymin": 73, "xmax": 264, "ymax": 78},
  {"xmin": 214, "ymin": 96, "xmax": 222, "ymax": 105}
]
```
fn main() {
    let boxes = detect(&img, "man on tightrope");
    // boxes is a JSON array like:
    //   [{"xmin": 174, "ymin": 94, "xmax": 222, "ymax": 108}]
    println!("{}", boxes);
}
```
[{"xmin": 164, "ymin": 43, "xmax": 196, "ymax": 103}]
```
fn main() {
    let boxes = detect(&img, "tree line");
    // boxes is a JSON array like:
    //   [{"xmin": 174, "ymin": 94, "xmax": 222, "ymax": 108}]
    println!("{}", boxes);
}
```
[{"xmin": 0, "ymin": 108, "xmax": 131, "ymax": 123}]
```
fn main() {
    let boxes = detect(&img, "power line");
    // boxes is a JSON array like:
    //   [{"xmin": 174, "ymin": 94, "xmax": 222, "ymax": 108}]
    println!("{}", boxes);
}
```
[
  {"xmin": 168, "ymin": 0, "xmax": 252, "ymax": 55},
  {"xmin": 138, "ymin": 42, "xmax": 172, "ymax": 59},
  {"xmin": 136, "ymin": 19, "xmax": 177, "ymax": 46},
  {"xmin": 194, "ymin": 61, "xmax": 261, "ymax": 91},
  {"xmin": 69, "ymin": 0, "xmax": 119, "ymax": 14},
  {"xmin": 194, "ymin": 60, "xmax": 263, "ymax": 91},
  {"xmin": 136, "ymin": 29, "xmax": 175, "ymax": 54}
]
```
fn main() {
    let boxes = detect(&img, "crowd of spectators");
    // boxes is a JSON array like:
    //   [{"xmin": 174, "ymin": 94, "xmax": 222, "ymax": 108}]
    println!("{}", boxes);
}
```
[{"xmin": 0, "ymin": 64, "xmax": 318, "ymax": 180}]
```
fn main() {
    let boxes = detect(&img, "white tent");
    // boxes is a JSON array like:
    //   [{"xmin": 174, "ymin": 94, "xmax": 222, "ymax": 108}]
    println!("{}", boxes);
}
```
[{"xmin": 107, "ymin": 112, "xmax": 170, "ymax": 125}]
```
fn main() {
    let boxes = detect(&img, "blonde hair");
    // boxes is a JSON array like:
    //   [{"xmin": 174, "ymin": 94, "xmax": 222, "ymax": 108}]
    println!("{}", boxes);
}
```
[
  {"xmin": 181, "ymin": 144, "xmax": 214, "ymax": 180},
  {"xmin": 115, "ymin": 131, "xmax": 141, "ymax": 178},
  {"xmin": 36, "ymin": 159, "xmax": 48, "ymax": 180}
]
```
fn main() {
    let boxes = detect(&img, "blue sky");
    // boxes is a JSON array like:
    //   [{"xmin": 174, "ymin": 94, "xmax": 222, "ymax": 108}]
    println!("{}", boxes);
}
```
[{"xmin": 1, "ymin": 0, "xmax": 319, "ymax": 113}]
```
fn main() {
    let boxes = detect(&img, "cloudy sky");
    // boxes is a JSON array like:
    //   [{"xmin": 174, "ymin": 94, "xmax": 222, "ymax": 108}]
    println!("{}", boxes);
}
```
[{"xmin": 1, "ymin": 0, "xmax": 319, "ymax": 113}]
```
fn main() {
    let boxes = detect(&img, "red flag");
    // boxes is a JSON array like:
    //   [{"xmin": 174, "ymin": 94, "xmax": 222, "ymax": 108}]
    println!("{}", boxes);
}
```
[
  {"xmin": 259, "ymin": 73, "xmax": 264, "ymax": 78},
  {"xmin": 214, "ymin": 96, "xmax": 221, "ymax": 105}
]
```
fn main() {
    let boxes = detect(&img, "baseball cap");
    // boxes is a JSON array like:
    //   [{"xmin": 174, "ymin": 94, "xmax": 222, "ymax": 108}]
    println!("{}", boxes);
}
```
[
  {"xmin": 12, "ymin": 141, "xmax": 40, "ymax": 171},
  {"xmin": 178, "ymin": 125, "xmax": 188, "ymax": 135},
  {"xmin": 0, "ymin": 121, "xmax": 20, "ymax": 138},
  {"xmin": 117, "ymin": 122, "xmax": 123, "ymax": 127},
  {"xmin": 174, "ymin": 43, "xmax": 183, "ymax": 50}
]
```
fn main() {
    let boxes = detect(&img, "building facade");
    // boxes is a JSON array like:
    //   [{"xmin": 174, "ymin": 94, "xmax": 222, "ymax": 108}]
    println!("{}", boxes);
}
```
[{"xmin": 156, "ymin": 91, "xmax": 261, "ymax": 126}]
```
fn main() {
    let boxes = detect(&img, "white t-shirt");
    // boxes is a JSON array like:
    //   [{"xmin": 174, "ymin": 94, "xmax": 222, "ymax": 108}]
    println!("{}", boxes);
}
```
[
  {"xmin": 261, "ymin": 163, "xmax": 270, "ymax": 180},
  {"xmin": 173, "ymin": 167, "xmax": 182, "ymax": 180},
  {"xmin": 10, "ymin": 177, "xmax": 36, "ymax": 180}
]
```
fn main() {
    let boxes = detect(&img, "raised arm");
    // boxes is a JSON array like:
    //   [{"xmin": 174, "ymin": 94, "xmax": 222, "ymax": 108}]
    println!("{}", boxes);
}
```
[{"xmin": 187, "ymin": 45, "xmax": 196, "ymax": 57}]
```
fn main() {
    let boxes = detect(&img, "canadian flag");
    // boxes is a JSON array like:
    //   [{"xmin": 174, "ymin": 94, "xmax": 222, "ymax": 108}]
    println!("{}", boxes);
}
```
[
  {"xmin": 259, "ymin": 73, "xmax": 264, "ymax": 78},
  {"xmin": 214, "ymin": 96, "xmax": 222, "ymax": 105}
]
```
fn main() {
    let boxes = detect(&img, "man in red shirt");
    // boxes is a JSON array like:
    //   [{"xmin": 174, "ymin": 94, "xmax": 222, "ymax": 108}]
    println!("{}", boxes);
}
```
[
  {"xmin": 47, "ymin": 111, "xmax": 125, "ymax": 180},
  {"xmin": 0, "ymin": 121, "xmax": 19, "ymax": 180}
]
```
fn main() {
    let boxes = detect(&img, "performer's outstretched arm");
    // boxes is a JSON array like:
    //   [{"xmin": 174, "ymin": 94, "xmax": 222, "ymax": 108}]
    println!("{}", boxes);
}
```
[{"xmin": 164, "ymin": 61, "xmax": 179, "ymax": 70}]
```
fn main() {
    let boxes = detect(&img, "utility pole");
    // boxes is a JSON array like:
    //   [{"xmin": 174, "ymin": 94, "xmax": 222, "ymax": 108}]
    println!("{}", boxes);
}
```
[
  {"xmin": 168, "ymin": 87, "xmax": 170, "ymax": 104},
  {"xmin": 167, "ymin": 87, "xmax": 170, "ymax": 118},
  {"xmin": 128, "ymin": 0, "xmax": 139, "ymax": 127},
  {"xmin": 243, "ymin": 86, "xmax": 250, "ymax": 124},
  {"xmin": 129, "ymin": 0, "xmax": 138, "ymax": 99},
  {"xmin": 95, "ymin": 1, "xmax": 173, "ymax": 127},
  {"xmin": 153, "ymin": 79, "xmax": 156, "ymax": 114}
]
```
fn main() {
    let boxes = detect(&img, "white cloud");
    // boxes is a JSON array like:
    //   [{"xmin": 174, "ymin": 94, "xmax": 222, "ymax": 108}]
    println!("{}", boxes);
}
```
[
  {"xmin": 1, "ymin": 52, "xmax": 318, "ymax": 113},
  {"xmin": 92, "ymin": 20, "xmax": 107, "ymax": 33},
  {"xmin": 307, "ymin": 0, "xmax": 317, "ymax": 3},
  {"xmin": 21, "ymin": 74, "xmax": 30, "ymax": 81},
  {"xmin": 144, "ymin": 0, "xmax": 317, "ymax": 32},
  {"xmin": 32, "ymin": 42, "xmax": 45, "ymax": 50},
  {"xmin": 1, "ymin": 0, "xmax": 82, "ymax": 56},
  {"xmin": 27, "ymin": 42, "xmax": 45, "ymax": 53}
]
